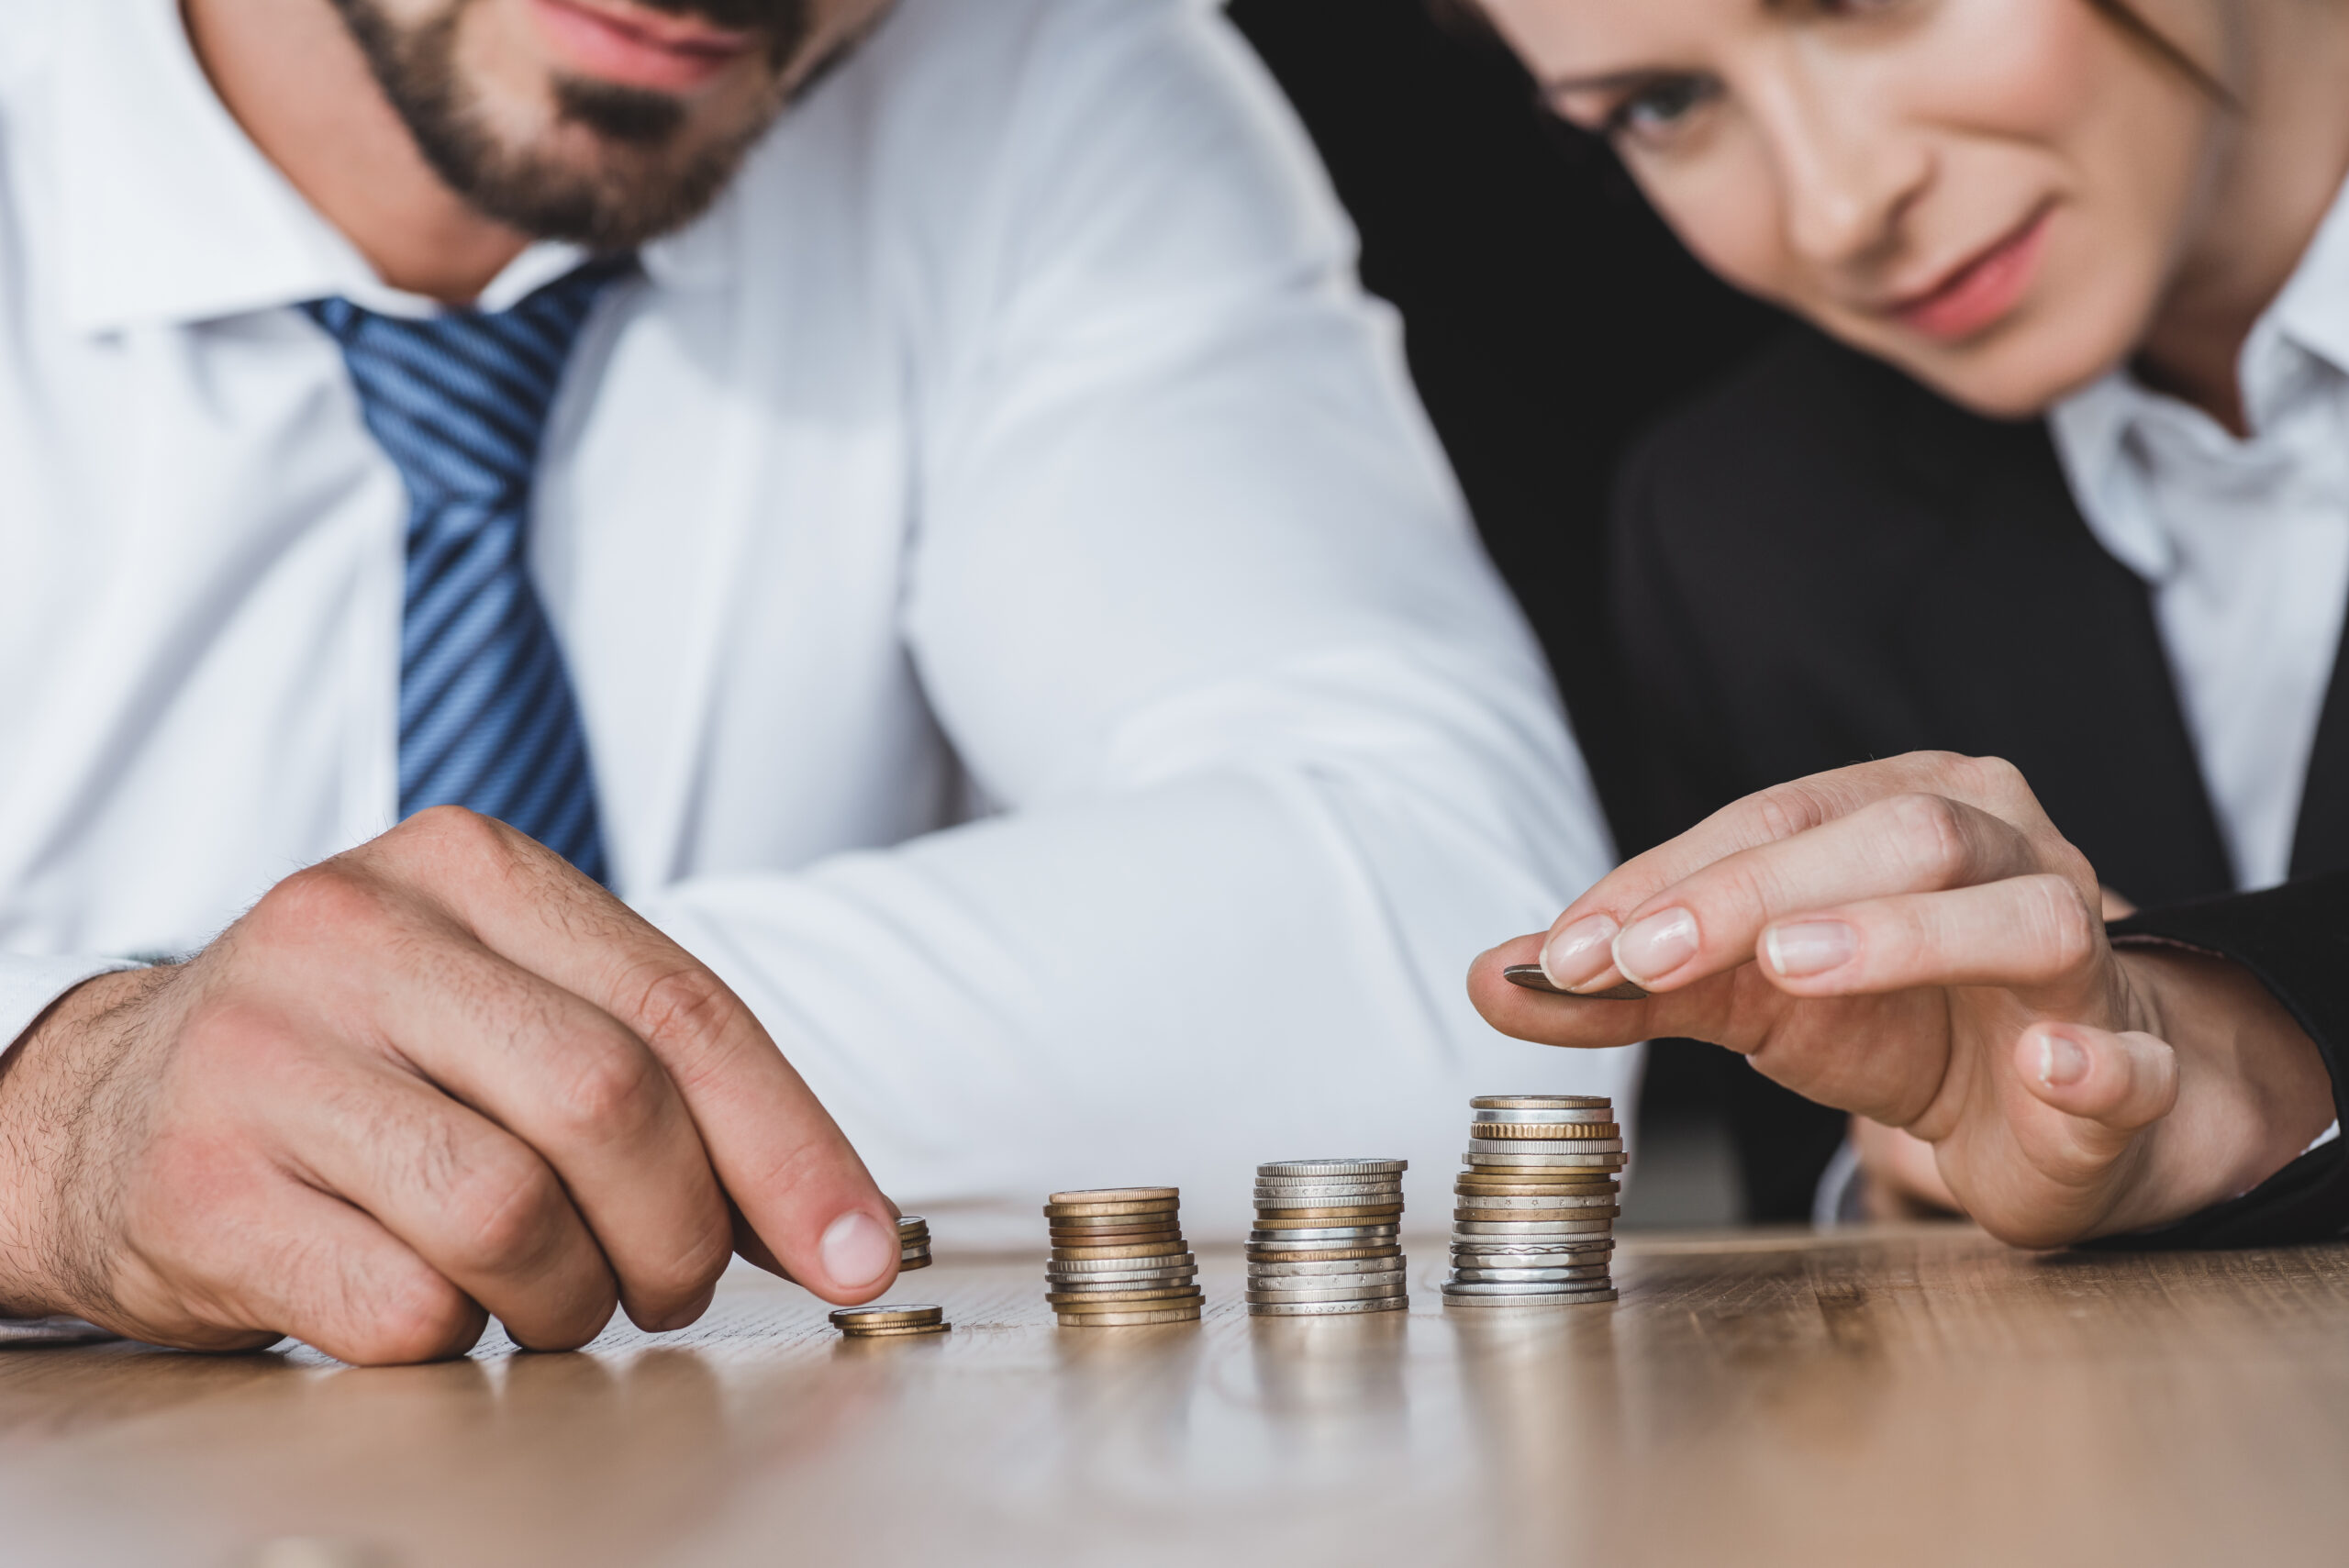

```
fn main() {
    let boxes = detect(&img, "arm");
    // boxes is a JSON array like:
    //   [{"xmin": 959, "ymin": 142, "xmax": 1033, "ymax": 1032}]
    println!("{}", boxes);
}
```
[
  {"xmin": 634, "ymin": 3, "xmax": 1620, "ymax": 1218},
  {"xmin": 1467, "ymin": 751, "xmax": 2336, "ymax": 1248}
]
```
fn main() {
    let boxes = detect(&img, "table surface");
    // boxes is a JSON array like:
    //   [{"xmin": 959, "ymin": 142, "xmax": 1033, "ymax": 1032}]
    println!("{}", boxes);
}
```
[{"xmin": 3, "ymin": 1222, "xmax": 2343, "ymax": 1568}]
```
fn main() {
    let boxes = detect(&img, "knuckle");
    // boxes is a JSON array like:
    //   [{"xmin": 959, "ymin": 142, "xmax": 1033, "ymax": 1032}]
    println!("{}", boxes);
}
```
[
  {"xmin": 353, "ymin": 1272, "xmax": 482, "ymax": 1364},
  {"xmin": 247, "ymin": 864, "xmax": 387, "ymax": 949},
  {"xmin": 549, "ymin": 1037, "xmax": 668, "ymax": 1140},
  {"xmin": 445, "ymin": 1157, "xmax": 570, "ymax": 1273},
  {"xmin": 2021, "ymin": 875, "xmax": 2099, "ymax": 970},
  {"xmin": 396, "ymin": 806, "xmax": 523, "ymax": 879},
  {"xmin": 1884, "ymin": 793, "xmax": 1971, "ymax": 883},
  {"xmin": 626, "ymin": 962, "xmax": 740, "ymax": 1069}
]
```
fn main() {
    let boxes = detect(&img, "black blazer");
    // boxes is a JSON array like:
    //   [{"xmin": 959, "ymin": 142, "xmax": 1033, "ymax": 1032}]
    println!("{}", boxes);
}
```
[{"xmin": 1610, "ymin": 325, "xmax": 2349, "ymax": 1243}]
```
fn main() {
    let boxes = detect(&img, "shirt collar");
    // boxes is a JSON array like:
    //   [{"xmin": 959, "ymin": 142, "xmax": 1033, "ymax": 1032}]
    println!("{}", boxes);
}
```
[
  {"xmin": 50, "ymin": 0, "xmax": 723, "ymax": 332},
  {"xmin": 2048, "ymin": 172, "xmax": 2349, "ymax": 582}
]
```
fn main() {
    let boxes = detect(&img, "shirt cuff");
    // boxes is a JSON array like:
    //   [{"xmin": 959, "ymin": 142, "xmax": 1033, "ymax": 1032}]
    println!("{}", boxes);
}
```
[{"xmin": 0, "ymin": 956, "xmax": 143, "ymax": 1061}]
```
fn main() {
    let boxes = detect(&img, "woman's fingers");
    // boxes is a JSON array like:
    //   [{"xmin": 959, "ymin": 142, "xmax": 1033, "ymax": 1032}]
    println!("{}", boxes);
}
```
[
  {"xmin": 1546, "ymin": 792, "xmax": 2046, "ymax": 995},
  {"xmin": 1753, "ymin": 873, "xmax": 2101, "ymax": 996}
]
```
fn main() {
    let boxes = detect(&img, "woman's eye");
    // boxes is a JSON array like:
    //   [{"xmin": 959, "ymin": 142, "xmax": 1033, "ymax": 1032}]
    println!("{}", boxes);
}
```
[{"xmin": 1606, "ymin": 75, "xmax": 1719, "ymax": 138}]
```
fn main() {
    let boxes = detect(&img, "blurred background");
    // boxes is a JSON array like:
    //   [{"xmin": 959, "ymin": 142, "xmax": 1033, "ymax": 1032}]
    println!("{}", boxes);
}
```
[{"xmin": 1227, "ymin": 0, "xmax": 1811, "ymax": 1227}]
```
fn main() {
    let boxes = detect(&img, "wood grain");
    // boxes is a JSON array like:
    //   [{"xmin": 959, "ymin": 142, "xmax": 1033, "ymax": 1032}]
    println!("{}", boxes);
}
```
[{"xmin": 2, "ymin": 1224, "xmax": 2343, "ymax": 1566}]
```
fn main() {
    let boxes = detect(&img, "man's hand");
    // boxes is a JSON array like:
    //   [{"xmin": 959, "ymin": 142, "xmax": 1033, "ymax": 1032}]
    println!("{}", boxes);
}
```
[
  {"xmin": 1468, "ymin": 754, "xmax": 2334, "ymax": 1247},
  {"xmin": 0, "ymin": 808, "xmax": 900, "ymax": 1363}
]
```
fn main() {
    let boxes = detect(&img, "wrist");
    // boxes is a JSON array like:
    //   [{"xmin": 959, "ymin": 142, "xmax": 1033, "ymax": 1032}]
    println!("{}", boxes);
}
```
[
  {"xmin": 2096, "ymin": 947, "xmax": 2332, "ymax": 1234},
  {"xmin": 0, "ymin": 966, "xmax": 175, "ymax": 1318}
]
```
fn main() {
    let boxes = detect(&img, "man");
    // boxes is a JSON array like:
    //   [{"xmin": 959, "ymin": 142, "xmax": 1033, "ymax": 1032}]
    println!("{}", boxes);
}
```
[{"xmin": 0, "ymin": 0, "xmax": 1622, "ymax": 1362}]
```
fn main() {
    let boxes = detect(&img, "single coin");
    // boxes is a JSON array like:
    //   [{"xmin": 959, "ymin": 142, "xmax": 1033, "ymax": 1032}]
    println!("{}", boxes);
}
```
[
  {"xmin": 1456, "ymin": 1150, "xmax": 1625, "ymax": 1163},
  {"xmin": 1470, "ymin": 1093, "xmax": 1613, "ymax": 1109},
  {"xmin": 1245, "ymin": 1282, "xmax": 1408, "ymax": 1304},
  {"xmin": 1256, "ymin": 1159, "xmax": 1408, "ymax": 1177},
  {"xmin": 1254, "ymin": 1173, "xmax": 1406, "ymax": 1187},
  {"xmin": 1048, "ymin": 1187, "xmax": 1179, "ymax": 1206},
  {"xmin": 1252, "ymin": 1184, "xmax": 1404, "ymax": 1201},
  {"xmin": 896, "ymin": 1215, "xmax": 930, "ymax": 1231},
  {"xmin": 1498, "ymin": 965, "xmax": 1649, "ymax": 1001},
  {"xmin": 1468, "ymin": 1137, "xmax": 1625, "ymax": 1155},
  {"xmin": 1441, "ymin": 1286, "xmax": 1618, "ymax": 1308},
  {"xmin": 1247, "ymin": 1225, "xmax": 1399, "ymax": 1242},
  {"xmin": 1048, "ymin": 1276, "xmax": 1201, "ymax": 1296},
  {"xmin": 897, "ymin": 1255, "xmax": 933, "ymax": 1271},
  {"xmin": 1245, "ymin": 1246, "xmax": 1402, "ymax": 1264},
  {"xmin": 1046, "ymin": 1268, "xmax": 1200, "ymax": 1288},
  {"xmin": 1247, "ymin": 1296, "xmax": 1409, "ymax": 1317},
  {"xmin": 1046, "ymin": 1211, "xmax": 1184, "ymax": 1228},
  {"xmin": 1471, "ymin": 1106, "xmax": 1618, "ymax": 1125},
  {"xmin": 1454, "ymin": 1185, "xmax": 1619, "ymax": 1201},
  {"xmin": 1042, "ymin": 1195, "xmax": 1180, "ymax": 1211},
  {"xmin": 1451, "ymin": 1270, "xmax": 1610, "ymax": 1287},
  {"xmin": 1047, "ymin": 1221, "xmax": 1184, "ymax": 1238},
  {"xmin": 1439, "ymin": 1277, "xmax": 1618, "ymax": 1296},
  {"xmin": 1454, "ymin": 1213, "xmax": 1615, "ymax": 1229},
  {"xmin": 1453, "ymin": 1220, "xmax": 1615, "ymax": 1237},
  {"xmin": 1451, "ymin": 1240, "xmax": 1613, "ymax": 1256},
  {"xmin": 1249, "ymin": 1273, "xmax": 1407, "ymax": 1294},
  {"xmin": 1052, "ymin": 1241, "xmax": 1192, "ymax": 1261},
  {"xmin": 1245, "ymin": 1257, "xmax": 1407, "ymax": 1277},
  {"xmin": 1048, "ymin": 1288, "xmax": 1205, "ymax": 1307},
  {"xmin": 1058, "ymin": 1306, "xmax": 1203, "ymax": 1327},
  {"xmin": 1043, "ymin": 1205, "xmax": 1182, "ymax": 1223},
  {"xmin": 829, "ymin": 1305, "xmax": 944, "ymax": 1330},
  {"xmin": 1252, "ymin": 1207, "xmax": 1405, "ymax": 1224},
  {"xmin": 1448, "ymin": 1192, "xmax": 1619, "ymax": 1209},
  {"xmin": 1046, "ymin": 1261, "xmax": 1201, "ymax": 1280},
  {"xmin": 1050, "ymin": 1251, "xmax": 1198, "ymax": 1273},
  {"xmin": 1468, "ymin": 1123, "xmax": 1620, "ymax": 1141},
  {"xmin": 839, "ymin": 1323, "xmax": 953, "ymax": 1339},
  {"xmin": 1048, "ymin": 1228, "xmax": 1184, "ymax": 1245}
]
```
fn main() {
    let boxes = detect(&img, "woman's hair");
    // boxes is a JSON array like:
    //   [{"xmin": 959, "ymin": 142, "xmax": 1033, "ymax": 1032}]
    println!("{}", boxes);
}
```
[{"xmin": 1427, "ymin": 0, "xmax": 2233, "ymax": 107}]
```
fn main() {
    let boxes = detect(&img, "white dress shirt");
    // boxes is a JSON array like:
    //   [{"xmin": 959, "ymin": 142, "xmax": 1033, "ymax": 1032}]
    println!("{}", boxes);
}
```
[
  {"xmin": 2050, "ymin": 175, "xmax": 2349, "ymax": 894},
  {"xmin": 0, "ymin": 0, "xmax": 1631, "ymax": 1245}
]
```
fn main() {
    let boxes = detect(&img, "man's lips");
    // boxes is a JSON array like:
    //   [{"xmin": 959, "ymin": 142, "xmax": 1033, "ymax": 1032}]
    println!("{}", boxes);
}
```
[
  {"xmin": 528, "ymin": 0, "xmax": 760, "ymax": 93},
  {"xmin": 1881, "ymin": 206, "xmax": 2054, "ymax": 343}
]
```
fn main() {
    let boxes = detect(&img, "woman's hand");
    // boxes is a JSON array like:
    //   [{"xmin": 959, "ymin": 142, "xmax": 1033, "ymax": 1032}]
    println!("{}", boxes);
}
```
[{"xmin": 1468, "ymin": 753, "xmax": 2333, "ymax": 1247}]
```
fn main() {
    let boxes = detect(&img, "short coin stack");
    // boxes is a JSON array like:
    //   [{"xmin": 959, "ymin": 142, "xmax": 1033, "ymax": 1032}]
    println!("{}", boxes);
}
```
[
  {"xmin": 829, "ymin": 1303, "xmax": 950, "ymax": 1339},
  {"xmin": 1441, "ymin": 1095, "xmax": 1621, "ymax": 1307},
  {"xmin": 896, "ymin": 1215, "xmax": 933, "ymax": 1272},
  {"xmin": 1044, "ymin": 1187, "xmax": 1203, "ymax": 1327},
  {"xmin": 1247, "ymin": 1159, "xmax": 1410, "ymax": 1317}
]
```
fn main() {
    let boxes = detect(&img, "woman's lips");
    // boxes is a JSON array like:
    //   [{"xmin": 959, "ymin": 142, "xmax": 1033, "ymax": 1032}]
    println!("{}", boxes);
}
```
[
  {"xmin": 528, "ymin": 0, "xmax": 758, "ymax": 94},
  {"xmin": 1885, "ymin": 207, "xmax": 2054, "ymax": 342}
]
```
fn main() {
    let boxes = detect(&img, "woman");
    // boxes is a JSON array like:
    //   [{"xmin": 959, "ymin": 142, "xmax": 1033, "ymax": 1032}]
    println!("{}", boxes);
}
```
[{"xmin": 1461, "ymin": 0, "xmax": 2349, "ymax": 1245}]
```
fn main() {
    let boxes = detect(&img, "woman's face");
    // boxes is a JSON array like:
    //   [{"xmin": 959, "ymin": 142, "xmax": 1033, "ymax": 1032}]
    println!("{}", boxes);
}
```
[{"xmin": 1479, "ymin": 0, "xmax": 2228, "ymax": 417}]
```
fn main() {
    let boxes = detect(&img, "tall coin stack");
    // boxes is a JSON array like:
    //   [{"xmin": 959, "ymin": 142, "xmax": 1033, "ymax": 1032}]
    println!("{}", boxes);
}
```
[
  {"xmin": 1043, "ymin": 1187, "xmax": 1203, "ymax": 1327},
  {"xmin": 1440, "ymin": 1095, "xmax": 1621, "ymax": 1307},
  {"xmin": 1247, "ymin": 1159, "xmax": 1410, "ymax": 1317}
]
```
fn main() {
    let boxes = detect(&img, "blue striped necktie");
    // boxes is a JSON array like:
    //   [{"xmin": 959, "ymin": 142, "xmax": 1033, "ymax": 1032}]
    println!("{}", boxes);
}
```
[{"xmin": 305, "ymin": 259, "xmax": 633, "ymax": 884}]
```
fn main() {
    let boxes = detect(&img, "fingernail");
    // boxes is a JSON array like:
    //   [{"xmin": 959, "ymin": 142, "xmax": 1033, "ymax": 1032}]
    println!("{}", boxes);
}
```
[
  {"xmin": 2038, "ymin": 1030, "xmax": 2089, "ymax": 1088},
  {"xmin": 1614, "ymin": 908, "xmax": 1698, "ymax": 986},
  {"xmin": 819, "ymin": 1211, "xmax": 896, "ymax": 1290},
  {"xmin": 1763, "ymin": 920, "xmax": 1856, "ymax": 979},
  {"xmin": 1541, "ymin": 914, "xmax": 1620, "ymax": 991}
]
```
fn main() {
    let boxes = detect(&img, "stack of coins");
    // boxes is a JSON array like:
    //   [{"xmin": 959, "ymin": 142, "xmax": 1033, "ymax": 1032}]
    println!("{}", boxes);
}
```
[
  {"xmin": 1247, "ymin": 1159, "xmax": 1409, "ymax": 1317},
  {"xmin": 1441, "ymin": 1095, "xmax": 1621, "ymax": 1307},
  {"xmin": 896, "ymin": 1216, "xmax": 933, "ymax": 1272},
  {"xmin": 829, "ymin": 1303, "xmax": 950, "ymax": 1339},
  {"xmin": 1043, "ymin": 1187, "xmax": 1203, "ymax": 1327}
]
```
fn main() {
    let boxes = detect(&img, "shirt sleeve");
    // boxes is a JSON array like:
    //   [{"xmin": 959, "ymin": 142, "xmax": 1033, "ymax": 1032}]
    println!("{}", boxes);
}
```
[
  {"xmin": 0, "ymin": 956, "xmax": 141, "ymax": 1060},
  {"xmin": 2089, "ymin": 873, "xmax": 2349, "ymax": 1248},
  {"xmin": 633, "ymin": 0, "xmax": 1631, "ymax": 1243}
]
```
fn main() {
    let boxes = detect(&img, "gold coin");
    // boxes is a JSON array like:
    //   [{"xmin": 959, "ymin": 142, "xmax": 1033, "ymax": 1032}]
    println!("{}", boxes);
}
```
[
  {"xmin": 1042, "ymin": 1204, "xmax": 1182, "ymax": 1223},
  {"xmin": 1047, "ymin": 1187, "xmax": 1178, "ymax": 1206},
  {"xmin": 1057, "ymin": 1306, "xmax": 1204, "ymax": 1327},
  {"xmin": 829, "ymin": 1305, "xmax": 943, "ymax": 1330},
  {"xmin": 1046, "ymin": 1218, "xmax": 1185, "ymax": 1233},
  {"xmin": 1047, "ymin": 1226, "xmax": 1184, "ymax": 1242},
  {"xmin": 1047, "ymin": 1288, "xmax": 1206, "ymax": 1308},
  {"xmin": 896, "ymin": 1254, "xmax": 933, "ymax": 1271},
  {"xmin": 839, "ymin": 1323, "xmax": 952, "ymax": 1340},
  {"xmin": 1052, "ymin": 1241, "xmax": 1191, "ymax": 1261}
]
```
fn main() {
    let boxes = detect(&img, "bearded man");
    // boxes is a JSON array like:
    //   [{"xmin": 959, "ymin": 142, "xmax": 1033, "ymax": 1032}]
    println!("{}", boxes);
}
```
[{"xmin": 0, "ymin": 0, "xmax": 1620, "ymax": 1361}]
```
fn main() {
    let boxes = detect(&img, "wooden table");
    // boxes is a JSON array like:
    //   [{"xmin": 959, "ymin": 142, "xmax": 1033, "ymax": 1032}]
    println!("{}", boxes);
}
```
[{"xmin": 4, "ymin": 1223, "xmax": 2344, "ymax": 1567}]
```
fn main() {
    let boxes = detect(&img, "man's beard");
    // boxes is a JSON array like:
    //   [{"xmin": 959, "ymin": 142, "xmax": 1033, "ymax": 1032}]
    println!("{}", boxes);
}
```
[{"xmin": 328, "ymin": 0, "xmax": 813, "ymax": 251}]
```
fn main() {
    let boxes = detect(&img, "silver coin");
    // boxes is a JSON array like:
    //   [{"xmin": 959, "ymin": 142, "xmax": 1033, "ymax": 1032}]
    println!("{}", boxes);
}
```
[
  {"xmin": 1246, "ymin": 1280, "xmax": 1408, "ymax": 1302},
  {"xmin": 1248, "ymin": 1269, "xmax": 1408, "ymax": 1291},
  {"xmin": 1451, "ymin": 1236, "xmax": 1612, "ymax": 1251},
  {"xmin": 1451, "ymin": 1247, "xmax": 1611, "ymax": 1262},
  {"xmin": 1047, "ymin": 1266, "xmax": 1201, "ymax": 1286},
  {"xmin": 1449, "ymin": 1190, "xmax": 1618, "ymax": 1207},
  {"xmin": 1252, "ymin": 1183, "xmax": 1404, "ymax": 1200},
  {"xmin": 1246, "ymin": 1256, "xmax": 1408, "ymax": 1276},
  {"xmin": 1450, "ymin": 1266, "xmax": 1612, "ymax": 1284},
  {"xmin": 1469, "ymin": 1095, "xmax": 1610, "ymax": 1110},
  {"xmin": 1247, "ymin": 1296, "xmax": 1412, "ymax": 1317},
  {"xmin": 1471, "ymin": 1107, "xmax": 1616, "ymax": 1124},
  {"xmin": 1439, "ymin": 1276, "xmax": 1618, "ymax": 1296},
  {"xmin": 1246, "ymin": 1238, "xmax": 1402, "ymax": 1253},
  {"xmin": 1467, "ymin": 1137, "xmax": 1625, "ymax": 1155},
  {"xmin": 1248, "ymin": 1225, "xmax": 1400, "ymax": 1241},
  {"xmin": 1441, "ymin": 1285, "xmax": 1618, "ymax": 1307},
  {"xmin": 1452, "ymin": 1219, "xmax": 1614, "ymax": 1237},
  {"xmin": 1464, "ymin": 1152, "xmax": 1627, "ymax": 1170},
  {"xmin": 1256, "ymin": 1159, "xmax": 1408, "ymax": 1177},
  {"xmin": 1047, "ymin": 1249, "xmax": 1202, "ymax": 1276}
]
